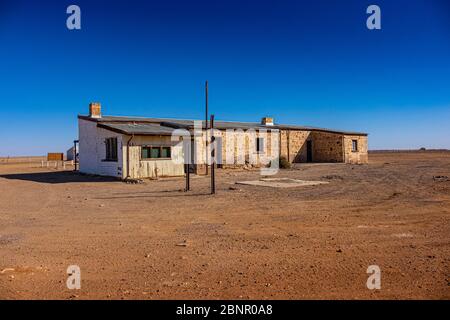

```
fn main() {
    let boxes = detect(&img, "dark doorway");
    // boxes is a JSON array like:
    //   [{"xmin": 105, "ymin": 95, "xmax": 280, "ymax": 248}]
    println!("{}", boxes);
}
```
[{"xmin": 306, "ymin": 140, "xmax": 313, "ymax": 162}]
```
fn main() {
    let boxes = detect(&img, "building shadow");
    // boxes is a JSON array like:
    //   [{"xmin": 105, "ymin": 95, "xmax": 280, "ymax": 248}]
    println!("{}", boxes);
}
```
[{"xmin": 0, "ymin": 171, "xmax": 119, "ymax": 184}]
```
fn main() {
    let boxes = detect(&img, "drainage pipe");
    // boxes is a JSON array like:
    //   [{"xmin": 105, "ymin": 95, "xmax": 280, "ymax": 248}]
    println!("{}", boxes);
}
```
[{"xmin": 126, "ymin": 135, "xmax": 134, "ymax": 179}]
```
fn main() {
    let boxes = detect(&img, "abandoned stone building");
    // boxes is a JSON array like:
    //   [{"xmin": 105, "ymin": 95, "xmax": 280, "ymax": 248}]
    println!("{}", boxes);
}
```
[{"xmin": 78, "ymin": 103, "xmax": 368, "ymax": 179}]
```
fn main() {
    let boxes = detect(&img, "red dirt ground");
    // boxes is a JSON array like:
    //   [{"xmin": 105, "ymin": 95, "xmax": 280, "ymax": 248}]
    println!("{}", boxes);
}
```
[{"xmin": 0, "ymin": 152, "xmax": 449, "ymax": 299}]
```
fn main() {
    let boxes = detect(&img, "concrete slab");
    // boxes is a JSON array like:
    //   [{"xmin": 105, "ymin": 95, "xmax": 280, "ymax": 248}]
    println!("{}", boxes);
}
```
[{"xmin": 235, "ymin": 178, "xmax": 329, "ymax": 188}]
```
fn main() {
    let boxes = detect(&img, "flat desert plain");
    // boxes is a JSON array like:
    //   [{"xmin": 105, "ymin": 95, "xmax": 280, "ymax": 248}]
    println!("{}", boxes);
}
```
[{"xmin": 0, "ymin": 152, "xmax": 449, "ymax": 299}]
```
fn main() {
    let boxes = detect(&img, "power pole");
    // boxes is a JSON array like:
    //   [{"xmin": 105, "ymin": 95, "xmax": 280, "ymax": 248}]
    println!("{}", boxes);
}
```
[
  {"xmin": 185, "ymin": 163, "xmax": 190, "ymax": 191},
  {"xmin": 210, "ymin": 114, "xmax": 216, "ymax": 194},
  {"xmin": 184, "ymin": 139, "xmax": 190, "ymax": 191},
  {"xmin": 205, "ymin": 81, "xmax": 209, "ymax": 175}
]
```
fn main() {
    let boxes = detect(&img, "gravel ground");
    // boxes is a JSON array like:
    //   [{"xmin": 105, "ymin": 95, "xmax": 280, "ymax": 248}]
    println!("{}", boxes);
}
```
[{"xmin": 0, "ymin": 152, "xmax": 449, "ymax": 299}]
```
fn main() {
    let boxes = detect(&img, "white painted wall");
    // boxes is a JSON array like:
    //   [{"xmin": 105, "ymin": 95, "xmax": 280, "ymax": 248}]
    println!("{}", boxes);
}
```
[
  {"xmin": 78, "ymin": 119, "xmax": 124, "ymax": 178},
  {"xmin": 78, "ymin": 119, "xmax": 184, "ymax": 179}
]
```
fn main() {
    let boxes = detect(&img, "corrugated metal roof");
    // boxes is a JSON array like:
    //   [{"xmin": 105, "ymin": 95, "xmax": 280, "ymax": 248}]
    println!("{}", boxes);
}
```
[
  {"xmin": 79, "ymin": 115, "xmax": 367, "ymax": 136},
  {"xmin": 162, "ymin": 120, "xmax": 268, "ymax": 130},
  {"xmin": 97, "ymin": 122, "xmax": 176, "ymax": 135}
]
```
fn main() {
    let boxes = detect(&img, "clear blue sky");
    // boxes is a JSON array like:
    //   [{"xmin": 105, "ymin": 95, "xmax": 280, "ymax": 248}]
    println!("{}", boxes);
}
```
[{"xmin": 0, "ymin": 0, "xmax": 449, "ymax": 156}]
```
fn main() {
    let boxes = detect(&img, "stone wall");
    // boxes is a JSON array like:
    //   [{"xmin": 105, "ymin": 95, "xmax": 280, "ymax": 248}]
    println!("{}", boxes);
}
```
[
  {"xmin": 280, "ymin": 129, "xmax": 368, "ymax": 164},
  {"xmin": 194, "ymin": 129, "xmax": 279, "ymax": 174},
  {"xmin": 280, "ymin": 129, "xmax": 343, "ymax": 163},
  {"xmin": 280, "ymin": 130, "xmax": 311, "ymax": 163},
  {"xmin": 310, "ymin": 131, "xmax": 344, "ymax": 163},
  {"xmin": 189, "ymin": 128, "xmax": 368, "ymax": 174},
  {"xmin": 343, "ymin": 135, "xmax": 369, "ymax": 164}
]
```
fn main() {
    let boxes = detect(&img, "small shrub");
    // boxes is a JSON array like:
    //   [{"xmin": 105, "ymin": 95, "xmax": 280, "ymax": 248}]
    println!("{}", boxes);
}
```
[{"xmin": 279, "ymin": 156, "xmax": 291, "ymax": 169}]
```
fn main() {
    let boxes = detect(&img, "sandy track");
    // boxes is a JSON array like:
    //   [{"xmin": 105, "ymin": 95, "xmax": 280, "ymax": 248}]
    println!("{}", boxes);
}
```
[{"xmin": 0, "ymin": 152, "xmax": 449, "ymax": 299}]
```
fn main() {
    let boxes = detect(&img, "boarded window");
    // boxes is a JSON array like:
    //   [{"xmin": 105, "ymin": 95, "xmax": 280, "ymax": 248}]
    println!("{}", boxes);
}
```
[
  {"xmin": 105, "ymin": 137, "xmax": 118, "ymax": 161},
  {"xmin": 161, "ymin": 146, "xmax": 171, "ymax": 158},
  {"xmin": 141, "ymin": 146, "xmax": 171, "ymax": 159},
  {"xmin": 256, "ymin": 137, "xmax": 265, "ymax": 153},
  {"xmin": 151, "ymin": 147, "xmax": 161, "ymax": 158},
  {"xmin": 352, "ymin": 140, "xmax": 358, "ymax": 152},
  {"xmin": 141, "ymin": 147, "xmax": 150, "ymax": 159}
]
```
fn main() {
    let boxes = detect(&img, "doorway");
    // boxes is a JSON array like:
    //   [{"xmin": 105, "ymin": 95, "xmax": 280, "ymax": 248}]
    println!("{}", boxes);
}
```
[{"xmin": 306, "ymin": 140, "xmax": 313, "ymax": 162}]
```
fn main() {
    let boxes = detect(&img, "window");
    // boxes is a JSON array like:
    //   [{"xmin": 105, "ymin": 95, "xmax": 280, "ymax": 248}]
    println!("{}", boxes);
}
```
[
  {"xmin": 151, "ymin": 147, "xmax": 161, "ymax": 158},
  {"xmin": 256, "ymin": 137, "xmax": 265, "ymax": 153},
  {"xmin": 161, "ymin": 146, "xmax": 171, "ymax": 158},
  {"xmin": 141, "ymin": 146, "xmax": 171, "ymax": 159},
  {"xmin": 105, "ymin": 137, "xmax": 118, "ymax": 161},
  {"xmin": 352, "ymin": 140, "xmax": 358, "ymax": 152},
  {"xmin": 141, "ymin": 147, "xmax": 150, "ymax": 159}
]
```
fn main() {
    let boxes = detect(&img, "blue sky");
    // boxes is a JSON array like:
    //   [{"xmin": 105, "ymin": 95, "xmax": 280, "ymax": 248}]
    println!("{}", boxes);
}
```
[{"xmin": 0, "ymin": 0, "xmax": 449, "ymax": 156}]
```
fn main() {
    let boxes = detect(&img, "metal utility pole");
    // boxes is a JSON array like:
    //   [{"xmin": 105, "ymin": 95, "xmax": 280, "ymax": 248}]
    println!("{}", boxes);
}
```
[
  {"xmin": 205, "ymin": 81, "xmax": 209, "ymax": 175},
  {"xmin": 185, "ymin": 163, "xmax": 190, "ymax": 191},
  {"xmin": 184, "ymin": 139, "xmax": 190, "ymax": 192},
  {"xmin": 210, "ymin": 114, "xmax": 216, "ymax": 194}
]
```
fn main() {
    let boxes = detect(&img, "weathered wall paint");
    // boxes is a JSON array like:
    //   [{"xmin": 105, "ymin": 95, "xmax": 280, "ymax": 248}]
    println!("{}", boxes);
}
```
[
  {"xmin": 122, "ymin": 135, "xmax": 185, "ymax": 179},
  {"xmin": 193, "ymin": 129, "xmax": 280, "ymax": 173},
  {"xmin": 78, "ymin": 119, "xmax": 123, "ymax": 178}
]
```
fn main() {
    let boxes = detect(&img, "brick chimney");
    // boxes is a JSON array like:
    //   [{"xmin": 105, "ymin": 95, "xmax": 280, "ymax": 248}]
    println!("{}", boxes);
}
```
[
  {"xmin": 89, "ymin": 102, "xmax": 102, "ymax": 118},
  {"xmin": 261, "ymin": 117, "xmax": 274, "ymax": 126}
]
